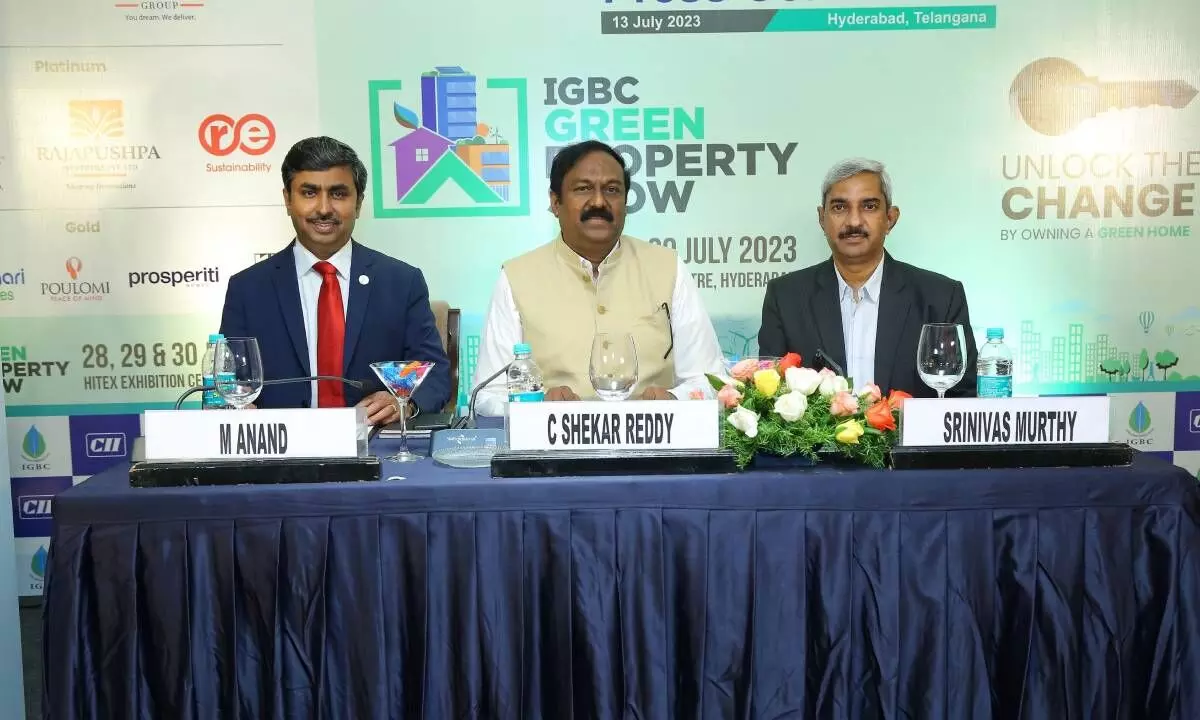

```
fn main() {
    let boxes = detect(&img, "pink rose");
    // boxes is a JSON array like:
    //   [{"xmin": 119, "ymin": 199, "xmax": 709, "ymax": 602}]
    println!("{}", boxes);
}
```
[
  {"xmin": 729, "ymin": 359, "xmax": 758, "ymax": 381},
  {"xmin": 717, "ymin": 384, "xmax": 743, "ymax": 408},
  {"xmin": 688, "ymin": 389, "xmax": 705, "ymax": 400},
  {"xmin": 856, "ymin": 383, "xmax": 882, "ymax": 405},
  {"xmin": 829, "ymin": 390, "xmax": 860, "ymax": 417}
]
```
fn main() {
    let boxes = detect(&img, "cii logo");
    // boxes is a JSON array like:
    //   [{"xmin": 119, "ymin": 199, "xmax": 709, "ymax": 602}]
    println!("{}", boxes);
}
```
[
  {"xmin": 86, "ymin": 433, "xmax": 125, "ymax": 457},
  {"xmin": 368, "ymin": 66, "xmax": 530, "ymax": 218}
]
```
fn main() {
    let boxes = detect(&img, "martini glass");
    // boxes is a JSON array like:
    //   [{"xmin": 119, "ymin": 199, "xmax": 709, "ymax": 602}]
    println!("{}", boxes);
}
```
[{"xmin": 370, "ymin": 360, "xmax": 436, "ymax": 462}]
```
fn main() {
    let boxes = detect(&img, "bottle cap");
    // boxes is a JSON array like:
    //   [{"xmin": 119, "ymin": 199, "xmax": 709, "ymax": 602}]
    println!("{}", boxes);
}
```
[
  {"xmin": 986, "ymin": 327, "xmax": 1004, "ymax": 340},
  {"xmin": 513, "ymin": 342, "xmax": 531, "ymax": 355},
  {"xmin": 208, "ymin": 333, "xmax": 224, "ymax": 343}
]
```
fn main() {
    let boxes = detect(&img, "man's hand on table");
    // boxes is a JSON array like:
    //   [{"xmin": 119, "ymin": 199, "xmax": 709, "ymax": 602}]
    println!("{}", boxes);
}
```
[
  {"xmin": 356, "ymin": 390, "xmax": 408, "ymax": 425},
  {"xmin": 545, "ymin": 386, "xmax": 581, "ymax": 401},
  {"xmin": 638, "ymin": 386, "xmax": 675, "ymax": 400}
]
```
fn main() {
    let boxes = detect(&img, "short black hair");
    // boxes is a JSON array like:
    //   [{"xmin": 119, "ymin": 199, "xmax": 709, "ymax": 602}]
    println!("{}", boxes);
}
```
[
  {"xmin": 281, "ymin": 136, "xmax": 368, "ymax": 200},
  {"xmin": 549, "ymin": 140, "xmax": 630, "ymax": 199}
]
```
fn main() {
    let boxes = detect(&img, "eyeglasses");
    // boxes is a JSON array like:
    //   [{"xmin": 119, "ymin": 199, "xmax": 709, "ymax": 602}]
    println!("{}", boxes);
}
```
[{"xmin": 661, "ymin": 302, "xmax": 674, "ymax": 360}]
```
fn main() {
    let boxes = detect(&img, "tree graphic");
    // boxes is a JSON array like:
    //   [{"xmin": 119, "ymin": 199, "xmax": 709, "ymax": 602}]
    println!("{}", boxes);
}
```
[
  {"xmin": 1099, "ymin": 358, "xmax": 1122, "ymax": 381},
  {"xmin": 1155, "ymin": 350, "xmax": 1179, "ymax": 378},
  {"xmin": 1119, "ymin": 358, "xmax": 1131, "ymax": 381},
  {"xmin": 1139, "ymin": 348, "xmax": 1150, "ymax": 381}
]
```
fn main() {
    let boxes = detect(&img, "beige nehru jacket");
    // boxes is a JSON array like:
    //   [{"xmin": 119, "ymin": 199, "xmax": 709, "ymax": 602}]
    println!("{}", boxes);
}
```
[{"xmin": 503, "ymin": 234, "xmax": 677, "ymax": 398}]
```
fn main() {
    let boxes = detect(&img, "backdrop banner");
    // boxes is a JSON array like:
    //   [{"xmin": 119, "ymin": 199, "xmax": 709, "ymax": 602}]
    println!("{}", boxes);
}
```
[{"xmin": 2, "ymin": 0, "xmax": 1198, "ymax": 594}]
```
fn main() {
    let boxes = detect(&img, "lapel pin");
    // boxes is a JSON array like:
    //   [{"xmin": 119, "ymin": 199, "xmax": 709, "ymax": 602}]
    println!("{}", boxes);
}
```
[{"xmin": 358, "ymin": 275, "xmax": 369, "ymax": 285}]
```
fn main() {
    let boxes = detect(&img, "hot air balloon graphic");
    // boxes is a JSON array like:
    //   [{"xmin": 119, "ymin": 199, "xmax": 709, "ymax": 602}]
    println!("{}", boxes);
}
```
[{"xmin": 1138, "ymin": 311, "xmax": 1155, "ymax": 334}]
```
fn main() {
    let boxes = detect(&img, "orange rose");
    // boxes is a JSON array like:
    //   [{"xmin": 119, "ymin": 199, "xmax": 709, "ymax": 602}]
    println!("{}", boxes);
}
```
[
  {"xmin": 865, "ymin": 399, "xmax": 897, "ymax": 431},
  {"xmin": 778, "ymin": 352, "xmax": 803, "ymax": 373},
  {"xmin": 887, "ymin": 389, "xmax": 913, "ymax": 409}
]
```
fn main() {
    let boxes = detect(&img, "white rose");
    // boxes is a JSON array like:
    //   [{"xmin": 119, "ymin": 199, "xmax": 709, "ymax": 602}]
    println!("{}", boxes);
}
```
[
  {"xmin": 727, "ymin": 406, "xmax": 759, "ymax": 438},
  {"xmin": 774, "ymin": 390, "xmax": 808, "ymax": 422},
  {"xmin": 785, "ymin": 367, "xmax": 822, "ymax": 395},
  {"xmin": 818, "ymin": 373, "xmax": 849, "ymax": 397}
]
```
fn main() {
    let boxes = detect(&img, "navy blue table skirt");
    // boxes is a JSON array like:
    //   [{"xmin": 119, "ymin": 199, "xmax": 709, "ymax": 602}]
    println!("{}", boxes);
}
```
[{"xmin": 44, "ymin": 450, "xmax": 1200, "ymax": 719}]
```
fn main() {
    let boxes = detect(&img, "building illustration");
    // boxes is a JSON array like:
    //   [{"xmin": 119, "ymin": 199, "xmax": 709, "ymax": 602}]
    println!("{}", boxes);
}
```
[{"xmin": 389, "ymin": 66, "xmax": 511, "ymax": 205}]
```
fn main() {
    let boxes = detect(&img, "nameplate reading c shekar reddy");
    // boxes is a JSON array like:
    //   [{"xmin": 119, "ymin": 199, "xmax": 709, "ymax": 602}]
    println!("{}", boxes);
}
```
[
  {"xmin": 506, "ymin": 400, "xmax": 719, "ymax": 451},
  {"xmin": 899, "ymin": 396, "xmax": 1110, "ymax": 447}
]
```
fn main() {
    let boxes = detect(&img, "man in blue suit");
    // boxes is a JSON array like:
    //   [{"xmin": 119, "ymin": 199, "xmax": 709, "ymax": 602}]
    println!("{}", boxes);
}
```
[{"xmin": 219, "ymin": 136, "xmax": 451, "ymax": 423}]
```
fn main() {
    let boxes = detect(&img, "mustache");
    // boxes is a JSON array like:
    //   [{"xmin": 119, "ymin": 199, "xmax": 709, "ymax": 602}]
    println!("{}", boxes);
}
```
[
  {"xmin": 308, "ymin": 215, "xmax": 340, "ymax": 224},
  {"xmin": 839, "ymin": 227, "xmax": 868, "ymax": 239},
  {"xmin": 581, "ymin": 207, "xmax": 613, "ymax": 223}
]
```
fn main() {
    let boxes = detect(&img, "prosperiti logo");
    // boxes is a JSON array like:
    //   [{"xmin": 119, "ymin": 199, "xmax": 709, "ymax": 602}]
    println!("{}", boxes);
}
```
[
  {"xmin": 200, "ymin": 113, "xmax": 275, "ymax": 174},
  {"xmin": 10, "ymin": 476, "xmax": 72, "ymax": 537},
  {"xmin": 128, "ymin": 266, "xmax": 220, "ymax": 288}
]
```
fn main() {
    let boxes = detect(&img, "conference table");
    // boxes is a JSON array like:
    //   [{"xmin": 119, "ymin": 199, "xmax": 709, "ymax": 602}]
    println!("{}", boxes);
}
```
[{"xmin": 43, "ymin": 438, "xmax": 1200, "ymax": 719}]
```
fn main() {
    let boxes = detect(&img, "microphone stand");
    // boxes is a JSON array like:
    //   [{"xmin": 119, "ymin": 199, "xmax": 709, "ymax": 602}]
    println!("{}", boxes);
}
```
[
  {"xmin": 173, "ymin": 375, "xmax": 366, "ymax": 410},
  {"xmin": 452, "ymin": 362, "xmax": 512, "ymax": 429}
]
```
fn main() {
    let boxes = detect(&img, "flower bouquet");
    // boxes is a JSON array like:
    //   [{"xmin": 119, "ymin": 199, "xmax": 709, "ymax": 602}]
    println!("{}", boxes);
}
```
[{"xmin": 708, "ymin": 353, "xmax": 911, "ymax": 470}]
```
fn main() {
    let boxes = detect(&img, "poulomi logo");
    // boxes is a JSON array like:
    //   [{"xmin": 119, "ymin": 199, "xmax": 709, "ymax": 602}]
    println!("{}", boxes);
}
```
[
  {"xmin": 41, "ymin": 257, "xmax": 110, "ymax": 302},
  {"xmin": 128, "ymin": 266, "xmax": 220, "ymax": 288},
  {"xmin": 199, "ymin": 113, "xmax": 275, "ymax": 174}
]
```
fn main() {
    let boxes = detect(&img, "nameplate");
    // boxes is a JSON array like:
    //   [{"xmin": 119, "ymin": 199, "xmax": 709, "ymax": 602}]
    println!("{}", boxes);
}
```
[
  {"xmin": 506, "ymin": 400, "xmax": 719, "ymax": 451},
  {"xmin": 900, "ymin": 396, "xmax": 1110, "ymax": 446},
  {"xmin": 142, "ymin": 408, "xmax": 364, "ymax": 461}
]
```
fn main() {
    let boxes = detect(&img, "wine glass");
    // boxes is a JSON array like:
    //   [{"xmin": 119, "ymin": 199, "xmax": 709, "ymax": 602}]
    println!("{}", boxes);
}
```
[
  {"xmin": 213, "ymin": 337, "xmax": 263, "ymax": 409},
  {"xmin": 590, "ymin": 333, "xmax": 638, "ymax": 401},
  {"xmin": 917, "ymin": 323, "xmax": 967, "ymax": 398},
  {"xmin": 370, "ymin": 360, "xmax": 436, "ymax": 462}
]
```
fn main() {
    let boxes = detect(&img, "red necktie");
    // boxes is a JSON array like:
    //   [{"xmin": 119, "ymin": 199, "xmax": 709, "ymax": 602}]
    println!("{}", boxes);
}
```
[{"xmin": 313, "ymin": 261, "xmax": 345, "ymax": 407}]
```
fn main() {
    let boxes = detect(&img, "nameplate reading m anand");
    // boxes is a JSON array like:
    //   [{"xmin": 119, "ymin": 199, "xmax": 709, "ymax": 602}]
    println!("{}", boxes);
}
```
[
  {"xmin": 899, "ymin": 396, "xmax": 1110, "ymax": 447},
  {"xmin": 142, "ymin": 408, "xmax": 362, "ymax": 461},
  {"xmin": 507, "ymin": 400, "xmax": 719, "ymax": 452}
]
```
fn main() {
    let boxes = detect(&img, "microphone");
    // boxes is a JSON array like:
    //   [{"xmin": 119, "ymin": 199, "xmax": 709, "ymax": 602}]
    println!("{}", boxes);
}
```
[
  {"xmin": 452, "ymin": 362, "xmax": 512, "ymax": 429},
  {"xmin": 813, "ymin": 349, "xmax": 846, "ymax": 378},
  {"xmin": 173, "ymin": 375, "xmax": 366, "ymax": 410}
]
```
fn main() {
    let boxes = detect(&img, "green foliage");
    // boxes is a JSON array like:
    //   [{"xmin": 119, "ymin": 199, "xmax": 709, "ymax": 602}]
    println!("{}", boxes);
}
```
[
  {"xmin": 1099, "ymin": 358, "xmax": 1122, "ymax": 377},
  {"xmin": 1139, "ymin": 349, "xmax": 1149, "ymax": 371},
  {"xmin": 1155, "ymin": 350, "xmax": 1179, "ymax": 370}
]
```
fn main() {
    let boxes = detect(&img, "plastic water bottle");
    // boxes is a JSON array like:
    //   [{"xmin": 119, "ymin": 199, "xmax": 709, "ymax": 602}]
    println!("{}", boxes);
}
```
[
  {"xmin": 977, "ymin": 327, "xmax": 1013, "ymax": 398},
  {"xmin": 507, "ymin": 343, "xmax": 545, "ymax": 404},
  {"xmin": 200, "ymin": 333, "xmax": 229, "ymax": 409}
]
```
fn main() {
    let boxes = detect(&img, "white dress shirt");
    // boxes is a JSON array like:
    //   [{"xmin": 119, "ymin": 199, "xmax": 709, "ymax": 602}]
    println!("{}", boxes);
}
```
[
  {"xmin": 293, "ymin": 240, "xmax": 352, "ymax": 408},
  {"xmin": 835, "ymin": 256, "xmax": 884, "ymax": 390},
  {"xmin": 472, "ymin": 241, "xmax": 726, "ymax": 417}
]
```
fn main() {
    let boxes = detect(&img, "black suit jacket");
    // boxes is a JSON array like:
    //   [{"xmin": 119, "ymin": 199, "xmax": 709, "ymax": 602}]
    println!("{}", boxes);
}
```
[
  {"xmin": 758, "ymin": 253, "xmax": 978, "ymax": 398},
  {"xmin": 219, "ymin": 241, "xmax": 452, "ymax": 412}
]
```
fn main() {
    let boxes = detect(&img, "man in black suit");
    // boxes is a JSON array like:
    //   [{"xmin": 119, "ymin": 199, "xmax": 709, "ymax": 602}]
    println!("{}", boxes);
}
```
[{"xmin": 758, "ymin": 158, "xmax": 977, "ymax": 397}]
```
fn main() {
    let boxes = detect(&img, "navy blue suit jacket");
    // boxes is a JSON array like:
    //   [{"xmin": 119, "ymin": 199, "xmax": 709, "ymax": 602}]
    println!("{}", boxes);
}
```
[{"xmin": 219, "ymin": 241, "xmax": 452, "ymax": 412}]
